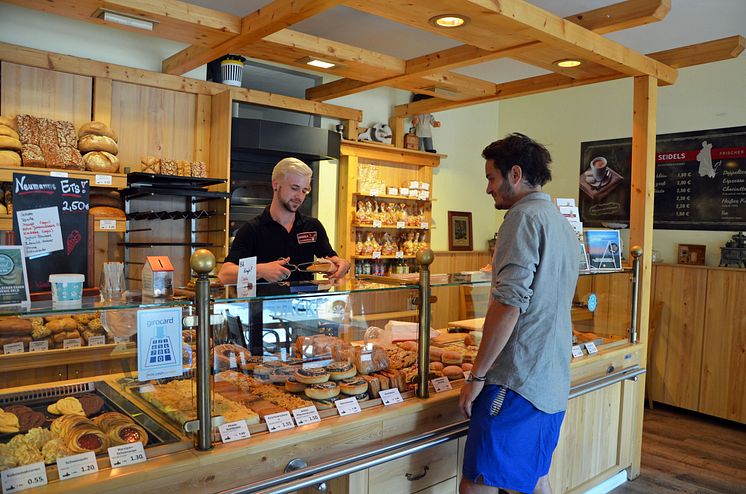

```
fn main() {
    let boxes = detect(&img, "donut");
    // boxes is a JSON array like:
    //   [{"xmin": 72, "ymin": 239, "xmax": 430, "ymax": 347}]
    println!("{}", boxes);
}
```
[
  {"xmin": 429, "ymin": 347, "xmax": 444, "ymax": 362},
  {"xmin": 304, "ymin": 381, "xmax": 340, "ymax": 400},
  {"xmin": 441, "ymin": 350, "xmax": 463, "ymax": 365},
  {"xmin": 285, "ymin": 376, "xmax": 307, "ymax": 393},
  {"xmin": 325, "ymin": 361, "xmax": 356, "ymax": 380},
  {"xmin": 294, "ymin": 366, "xmax": 330, "ymax": 384},
  {"xmin": 443, "ymin": 365, "xmax": 464, "ymax": 380},
  {"xmin": 339, "ymin": 377, "xmax": 368, "ymax": 395}
]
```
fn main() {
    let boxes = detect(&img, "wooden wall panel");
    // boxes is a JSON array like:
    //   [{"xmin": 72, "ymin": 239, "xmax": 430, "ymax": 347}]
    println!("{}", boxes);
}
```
[{"xmin": 1, "ymin": 61, "xmax": 92, "ymax": 126}]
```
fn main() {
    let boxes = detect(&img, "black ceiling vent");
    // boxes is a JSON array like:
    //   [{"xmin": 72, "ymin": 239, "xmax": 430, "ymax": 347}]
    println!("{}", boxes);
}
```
[{"xmin": 231, "ymin": 118, "xmax": 340, "ymax": 162}]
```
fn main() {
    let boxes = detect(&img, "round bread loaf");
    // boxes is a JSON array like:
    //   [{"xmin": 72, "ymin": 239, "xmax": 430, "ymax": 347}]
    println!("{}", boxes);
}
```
[
  {"xmin": 429, "ymin": 361, "xmax": 444, "ymax": 372},
  {"xmin": 0, "ymin": 136, "xmax": 22, "ymax": 151},
  {"xmin": 0, "ymin": 150, "xmax": 21, "ymax": 167},
  {"xmin": 0, "ymin": 116, "xmax": 16, "ymax": 130},
  {"xmin": 83, "ymin": 151, "xmax": 119, "ymax": 173},
  {"xmin": 304, "ymin": 381, "xmax": 340, "ymax": 400},
  {"xmin": 90, "ymin": 189, "xmax": 122, "ymax": 209},
  {"xmin": 78, "ymin": 121, "xmax": 117, "ymax": 141},
  {"xmin": 429, "ymin": 347, "xmax": 444, "ymax": 362},
  {"xmin": 441, "ymin": 350, "xmax": 463, "ymax": 365},
  {"xmin": 0, "ymin": 125, "xmax": 19, "ymax": 140},
  {"xmin": 90, "ymin": 206, "xmax": 125, "ymax": 219},
  {"xmin": 442, "ymin": 365, "xmax": 464, "ymax": 380},
  {"xmin": 78, "ymin": 134, "xmax": 118, "ymax": 155}
]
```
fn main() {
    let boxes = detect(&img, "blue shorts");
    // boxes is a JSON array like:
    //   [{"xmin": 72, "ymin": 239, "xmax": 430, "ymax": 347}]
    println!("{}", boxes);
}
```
[{"xmin": 462, "ymin": 385, "xmax": 565, "ymax": 493}]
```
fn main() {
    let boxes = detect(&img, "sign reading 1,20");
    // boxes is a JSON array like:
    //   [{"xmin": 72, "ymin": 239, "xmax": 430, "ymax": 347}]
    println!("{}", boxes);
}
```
[{"xmin": 61, "ymin": 200, "xmax": 89, "ymax": 212}]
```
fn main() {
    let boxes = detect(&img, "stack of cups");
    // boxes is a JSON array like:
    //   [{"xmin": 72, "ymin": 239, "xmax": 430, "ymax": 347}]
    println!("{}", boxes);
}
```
[{"xmin": 100, "ymin": 262, "xmax": 125, "ymax": 302}]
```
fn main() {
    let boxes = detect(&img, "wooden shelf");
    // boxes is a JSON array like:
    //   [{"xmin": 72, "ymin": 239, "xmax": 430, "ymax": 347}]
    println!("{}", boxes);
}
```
[
  {"xmin": 352, "ymin": 223, "xmax": 432, "ymax": 231},
  {"xmin": 0, "ymin": 165, "xmax": 127, "ymax": 188},
  {"xmin": 0, "ymin": 214, "xmax": 125, "ymax": 233},
  {"xmin": 352, "ymin": 255, "xmax": 417, "ymax": 260},
  {"xmin": 353, "ymin": 192, "xmax": 432, "ymax": 202},
  {"xmin": 340, "ymin": 140, "xmax": 444, "ymax": 167}
]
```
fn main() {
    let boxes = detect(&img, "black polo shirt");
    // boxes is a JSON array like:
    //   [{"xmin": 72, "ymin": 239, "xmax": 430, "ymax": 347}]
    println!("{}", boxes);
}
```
[{"xmin": 225, "ymin": 207, "xmax": 337, "ymax": 281}]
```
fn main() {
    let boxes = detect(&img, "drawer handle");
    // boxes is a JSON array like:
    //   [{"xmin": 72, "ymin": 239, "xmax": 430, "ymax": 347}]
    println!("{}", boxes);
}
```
[{"xmin": 405, "ymin": 466, "xmax": 429, "ymax": 482}]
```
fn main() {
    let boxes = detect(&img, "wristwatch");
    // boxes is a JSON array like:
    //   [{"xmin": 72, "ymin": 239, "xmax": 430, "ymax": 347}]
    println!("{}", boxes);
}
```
[{"xmin": 465, "ymin": 373, "xmax": 487, "ymax": 383}]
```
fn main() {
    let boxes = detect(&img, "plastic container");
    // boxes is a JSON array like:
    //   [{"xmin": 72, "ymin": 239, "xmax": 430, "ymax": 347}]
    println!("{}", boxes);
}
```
[{"xmin": 49, "ymin": 273, "xmax": 85, "ymax": 306}]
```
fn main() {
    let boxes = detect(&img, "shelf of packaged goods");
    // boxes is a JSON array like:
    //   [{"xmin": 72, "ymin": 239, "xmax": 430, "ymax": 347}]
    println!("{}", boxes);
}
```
[
  {"xmin": 0, "ymin": 165, "xmax": 127, "ymax": 188},
  {"xmin": 352, "ymin": 192, "xmax": 432, "ymax": 202},
  {"xmin": 352, "ymin": 255, "xmax": 417, "ymax": 260},
  {"xmin": 0, "ymin": 214, "xmax": 126, "ymax": 233},
  {"xmin": 352, "ymin": 223, "xmax": 433, "ymax": 231}
]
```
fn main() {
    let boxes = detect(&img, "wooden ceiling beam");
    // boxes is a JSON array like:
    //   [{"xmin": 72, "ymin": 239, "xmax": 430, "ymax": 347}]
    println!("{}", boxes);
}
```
[
  {"xmin": 648, "ymin": 35, "xmax": 745, "ymax": 68},
  {"xmin": 162, "ymin": 0, "xmax": 343, "ymax": 76},
  {"xmin": 568, "ymin": 0, "xmax": 670, "ymax": 35}
]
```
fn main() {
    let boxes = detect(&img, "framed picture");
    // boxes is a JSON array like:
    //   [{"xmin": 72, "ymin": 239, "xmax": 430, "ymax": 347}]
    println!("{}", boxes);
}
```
[
  {"xmin": 585, "ymin": 229, "xmax": 623, "ymax": 270},
  {"xmin": 448, "ymin": 211, "xmax": 473, "ymax": 251},
  {"xmin": 677, "ymin": 244, "xmax": 706, "ymax": 265}
]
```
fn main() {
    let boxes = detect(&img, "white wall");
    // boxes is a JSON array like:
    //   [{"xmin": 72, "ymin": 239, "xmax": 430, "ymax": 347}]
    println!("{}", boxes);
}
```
[{"xmin": 499, "ymin": 56, "xmax": 746, "ymax": 266}]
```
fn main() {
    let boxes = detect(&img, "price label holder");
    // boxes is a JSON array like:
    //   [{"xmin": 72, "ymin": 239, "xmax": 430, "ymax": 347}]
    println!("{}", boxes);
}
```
[
  {"xmin": 395, "ymin": 251, "xmax": 404, "ymax": 259},
  {"xmin": 218, "ymin": 420, "xmax": 251, "ymax": 443},
  {"xmin": 107, "ymin": 442, "xmax": 147, "ymax": 468},
  {"xmin": 113, "ymin": 336, "xmax": 129, "ymax": 344},
  {"xmin": 88, "ymin": 335, "xmax": 106, "ymax": 347},
  {"xmin": 95, "ymin": 174, "xmax": 113, "ymax": 186},
  {"xmin": 265, "ymin": 411, "xmax": 295, "ymax": 433},
  {"xmin": 3, "ymin": 342, "xmax": 24, "ymax": 355},
  {"xmin": 335, "ymin": 397, "xmax": 361, "ymax": 416},
  {"xmin": 1, "ymin": 462, "xmax": 48, "ymax": 493},
  {"xmin": 29, "ymin": 340, "xmax": 48, "ymax": 352},
  {"xmin": 431, "ymin": 376, "xmax": 452, "ymax": 393},
  {"xmin": 57, "ymin": 451, "xmax": 99, "ymax": 481},
  {"xmin": 99, "ymin": 219, "xmax": 117, "ymax": 231},
  {"xmin": 571, "ymin": 345, "xmax": 585, "ymax": 359},
  {"xmin": 396, "ymin": 221, "xmax": 406, "ymax": 229},
  {"xmin": 584, "ymin": 342, "xmax": 598, "ymax": 355},
  {"xmin": 379, "ymin": 388, "xmax": 403, "ymax": 406},
  {"xmin": 420, "ymin": 222, "xmax": 429, "ymax": 230},
  {"xmin": 292, "ymin": 405, "xmax": 321, "ymax": 426},
  {"xmin": 372, "ymin": 220, "xmax": 382, "ymax": 228},
  {"xmin": 49, "ymin": 171, "xmax": 69, "ymax": 178},
  {"xmin": 372, "ymin": 251, "xmax": 381, "ymax": 259},
  {"xmin": 369, "ymin": 189, "xmax": 379, "ymax": 197},
  {"xmin": 63, "ymin": 338, "xmax": 81, "ymax": 349},
  {"xmin": 228, "ymin": 353, "xmax": 237, "ymax": 369}
]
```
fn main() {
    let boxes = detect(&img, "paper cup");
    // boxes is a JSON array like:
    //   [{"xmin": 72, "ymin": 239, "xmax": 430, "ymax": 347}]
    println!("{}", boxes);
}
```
[{"xmin": 49, "ymin": 273, "xmax": 85, "ymax": 307}]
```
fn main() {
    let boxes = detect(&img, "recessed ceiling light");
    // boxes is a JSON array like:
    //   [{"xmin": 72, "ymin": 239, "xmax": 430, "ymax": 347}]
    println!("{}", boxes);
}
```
[
  {"xmin": 96, "ymin": 9, "xmax": 156, "ymax": 31},
  {"xmin": 429, "ymin": 14, "xmax": 469, "ymax": 28},
  {"xmin": 555, "ymin": 59, "xmax": 582, "ymax": 68},
  {"xmin": 306, "ymin": 59, "xmax": 336, "ymax": 69}
]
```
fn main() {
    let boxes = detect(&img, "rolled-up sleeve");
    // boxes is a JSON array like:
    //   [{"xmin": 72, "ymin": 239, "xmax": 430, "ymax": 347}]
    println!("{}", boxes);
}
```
[{"xmin": 491, "ymin": 212, "xmax": 540, "ymax": 313}]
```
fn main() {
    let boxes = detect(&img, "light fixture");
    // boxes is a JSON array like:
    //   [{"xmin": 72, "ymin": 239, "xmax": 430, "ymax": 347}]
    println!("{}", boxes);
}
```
[
  {"xmin": 554, "ymin": 59, "xmax": 582, "ymax": 68},
  {"xmin": 96, "ymin": 10, "xmax": 156, "ymax": 31},
  {"xmin": 306, "ymin": 59, "xmax": 336, "ymax": 69},
  {"xmin": 429, "ymin": 14, "xmax": 469, "ymax": 28}
]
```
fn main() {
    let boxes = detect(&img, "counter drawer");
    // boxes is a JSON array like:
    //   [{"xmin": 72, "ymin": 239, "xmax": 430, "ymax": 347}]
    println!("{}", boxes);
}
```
[{"xmin": 368, "ymin": 439, "xmax": 458, "ymax": 493}]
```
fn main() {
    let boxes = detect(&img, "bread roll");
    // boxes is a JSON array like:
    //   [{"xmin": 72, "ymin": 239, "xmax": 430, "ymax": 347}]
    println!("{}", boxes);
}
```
[
  {"xmin": 78, "ymin": 134, "xmax": 118, "ymax": 155},
  {"xmin": 0, "ymin": 150, "xmax": 21, "ymax": 167},
  {"xmin": 0, "ymin": 116, "xmax": 16, "ymax": 130},
  {"xmin": 90, "ymin": 206, "xmax": 125, "ymax": 219},
  {"xmin": 90, "ymin": 189, "xmax": 122, "ymax": 208},
  {"xmin": 306, "ymin": 258, "xmax": 335, "ymax": 273},
  {"xmin": 78, "ymin": 121, "xmax": 117, "ymax": 142},
  {"xmin": 0, "ymin": 125, "xmax": 19, "ymax": 140},
  {"xmin": 443, "ymin": 365, "xmax": 464, "ymax": 380},
  {"xmin": 0, "ymin": 135, "xmax": 22, "ymax": 151},
  {"xmin": 83, "ymin": 151, "xmax": 119, "ymax": 173},
  {"xmin": 141, "ymin": 156, "xmax": 161, "ymax": 174},
  {"xmin": 0, "ymin": 316, "xmax": 34, "ymax": 336}
]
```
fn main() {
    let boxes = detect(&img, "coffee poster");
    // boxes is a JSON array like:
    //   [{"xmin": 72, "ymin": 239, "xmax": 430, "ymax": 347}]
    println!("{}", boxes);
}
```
[{"xmin": 579, "ymin": 125, "xmax": 746, "ymax": 230}]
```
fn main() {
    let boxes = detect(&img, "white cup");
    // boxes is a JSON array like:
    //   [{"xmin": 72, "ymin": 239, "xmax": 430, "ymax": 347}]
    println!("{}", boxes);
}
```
[{"xmin": 590, "ymin": 156, "xmax": 608, "ymax": 181}]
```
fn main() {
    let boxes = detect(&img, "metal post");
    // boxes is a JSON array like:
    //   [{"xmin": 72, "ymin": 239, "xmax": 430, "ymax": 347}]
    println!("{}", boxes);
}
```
[
  {"xmin": 416, "ymin": 249, "xmax": 434, "ymax": 398},
  {"xmin": 629, "ymin": 246, "xmax": 642, "ymax": 344},
  {"xmin": 191, "ymin": 249, "xmax": 215, "ymax": 450}
]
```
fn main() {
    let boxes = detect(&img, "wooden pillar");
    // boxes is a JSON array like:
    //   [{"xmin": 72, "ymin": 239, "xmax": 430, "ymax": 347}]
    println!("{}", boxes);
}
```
[
  {"xmin": 389, "ymin": 116, "xmax": 405, "ymax": 148},
  {"xmin": 343, "ymin": 119, "xmax": 358, "ymax": 141},
  {"xmin": 628, "ymin": 75, "xmax": 657, "ymax": 479},
  {"xmin": 208, "ymin": 90, "xmax": 233, "ymax": 262}
]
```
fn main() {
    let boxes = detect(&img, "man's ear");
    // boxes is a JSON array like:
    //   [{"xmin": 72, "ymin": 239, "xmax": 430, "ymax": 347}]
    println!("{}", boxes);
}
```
[{"xmin": 510, "ymin": 164, "xmax": 523, "ymax": 185}]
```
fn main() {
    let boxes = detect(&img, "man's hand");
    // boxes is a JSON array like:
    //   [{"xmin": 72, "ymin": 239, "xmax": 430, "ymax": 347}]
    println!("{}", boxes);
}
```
[
  {"xmin": 326, "ymin": 256, "xmax": 351, "ymax": 281},
  {"xmin": 459, "ymin": 380, "xmax": 484, "ymax": 418},
  {"xmin": 258, "ymin": 257, "xmax": 291, "ymax": 283}
]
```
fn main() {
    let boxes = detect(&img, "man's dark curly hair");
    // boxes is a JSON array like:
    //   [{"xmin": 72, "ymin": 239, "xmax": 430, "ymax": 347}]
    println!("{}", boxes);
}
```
[{"xmin": 482, "ymin": 133, "xmax": 552, "ymax": 187}]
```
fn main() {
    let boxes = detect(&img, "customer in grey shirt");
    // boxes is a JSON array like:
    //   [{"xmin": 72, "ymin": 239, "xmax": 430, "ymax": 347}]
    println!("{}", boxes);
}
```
[{"xmin": 459, "ymin": 133, "xmax": 579, "ymax": 494}]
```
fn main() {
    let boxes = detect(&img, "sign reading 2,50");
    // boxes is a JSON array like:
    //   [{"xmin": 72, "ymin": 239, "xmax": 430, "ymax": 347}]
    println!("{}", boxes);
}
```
[{"xmin": 62, "ymin": 200, "xmax": 89, "ymax": 212}]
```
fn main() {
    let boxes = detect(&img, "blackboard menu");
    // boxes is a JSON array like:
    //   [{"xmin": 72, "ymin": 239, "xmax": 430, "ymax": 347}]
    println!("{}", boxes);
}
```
[
  {"xmin": 578, "ymin": 126, "xmax": 746, "ymax": 231},
  {"xmin": 12, "ymin": 173, "xmax": 89, "ymax": 292}
]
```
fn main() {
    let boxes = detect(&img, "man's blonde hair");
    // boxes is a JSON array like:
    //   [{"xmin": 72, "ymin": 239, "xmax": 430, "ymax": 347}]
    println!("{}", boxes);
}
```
[{"xmin": 272, "ymin": 157, "xmax": 312, "ymax": 182}]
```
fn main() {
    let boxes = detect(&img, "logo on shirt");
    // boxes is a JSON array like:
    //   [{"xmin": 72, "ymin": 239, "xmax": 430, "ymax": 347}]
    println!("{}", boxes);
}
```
[{"xmin": 297, "ymin": 232, "xmax": 317, "ymax": 244}]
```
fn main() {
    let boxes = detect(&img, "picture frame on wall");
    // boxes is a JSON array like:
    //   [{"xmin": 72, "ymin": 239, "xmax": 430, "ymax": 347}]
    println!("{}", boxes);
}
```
[
  {"xmin": 677, "ymin": 244, "xmax": 706, "ymax": 265},
  {"xmin": 448, "ymin": 211, "xmax": 473, "ymax": 251}
]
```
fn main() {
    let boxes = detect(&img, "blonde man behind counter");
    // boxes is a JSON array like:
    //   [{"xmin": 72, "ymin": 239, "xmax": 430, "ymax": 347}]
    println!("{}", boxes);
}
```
[{"xmin": 217, "ymin": 157, "xmax": 350, "ymax": 284}]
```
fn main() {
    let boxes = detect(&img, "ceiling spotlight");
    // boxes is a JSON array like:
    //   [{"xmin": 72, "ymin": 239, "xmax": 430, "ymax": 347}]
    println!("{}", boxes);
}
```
[
  {"xmin": 306, "ymin": 59, "xmax": 336, "ymax": 69},
  {"xmin": 555, "ymin": 59, "xmax": 582, "ymax": 68},
  {"xmin": 96, "ymin": 10, "xmax": 156, "ymax": 31},
  {"xmin": 429, "ymin": 14, "xmax": 469, "ymax": 28}
]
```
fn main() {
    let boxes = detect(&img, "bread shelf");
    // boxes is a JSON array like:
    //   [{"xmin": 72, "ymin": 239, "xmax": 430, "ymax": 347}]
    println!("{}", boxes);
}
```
[
  {"xmin": 0, "ymin": 165, "xmax": 127, "ymax": 188},
  {"xmin": 0, "ymin": 214, "xmax": 125, "ymax": 233}
]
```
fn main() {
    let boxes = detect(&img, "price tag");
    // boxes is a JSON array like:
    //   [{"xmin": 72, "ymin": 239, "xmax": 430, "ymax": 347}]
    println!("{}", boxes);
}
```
[
  {"xmin": 3, "ymin": 342, "xmax": 24, "ymax": 355},
  {"xmin": 138, "ymin": 384, "xmax": 156, "ymax": 394},
  {"xmin": 335, "ymin": 397, "xmax": 361, "ymax": 416},
  {"xmin": 87, "ymin": 335, "xmax": 106, "ymax": 347},
  {"xmin": 29, "ymin": 340, "xmax": 48, "ymax": 352},
  {"xmin": 94, "ymin": 174, "xmax": 113, "ymax": 186},
  {"xmin": 419, "ymin": 191, "xmax": 430, "ymax": 200},
  {"xmin": 431, "ymin": 376, "xmax": 452, "ymax": 393},
  {"xmin": 50, "ymin": 171, "xmax": 68, "ymax": 178},
  {"xmin": 107, "ymin": 442, "xmax": 147, "ymax": 467},
  {"xmin": 114, "ymin": 336, "xmax": 129, "ymax": 344},
  {"xmin": 1, "ymin": 462, "xmax": 48, "ymax": 492},
  {"xmin": 218, "ymin": 420, "xmax": 251, "ymax": 443},
  {"xmin": 63, "ymin": 338, "xmax": 81, "ymax": 349},
  {"xmin": 265, "ymin": 411, "xmax": 295, "ymax": 433},
  {"xmin": 571, "ymin": 345, "xmax": 584, "ymax": 359},
  {"xmin": 379, "ymin": 388, "xmax": 403, "ymax": 406},
  {"xmin": 395, "ymin": 251, "xmax": 404, "ymax": 259},
  {"xmin": 420, "ymin": 222, "xmax": 429, "ymax": 230},
  {"xmin": 292, "ymin": 405, "xmax": 321, "ymax": 426},
  {"xmin": 584, "ymin": 342, "xmax": 598, "ymax": 355},
  {"xmin": 399, "ymin": 187, "xmax": 409, "ymax": 196},
  {"xmin": 372, "ymin": 251, "xmax": 381, "ymax": 259},
  {"xmin": 57, "ymin": 451, "xmax": 98, "ymax": 480},
  {"xmin": 229, "ymin": 353, "xmax": 237, "ymax": 369},
  {"xmin": 421, "ymin": 182, "xmax": 430, "ymax": 191},
  {"xmin": 99, "ymin": 219, "xmax": 117, "ymax": 231},
  {"xmin": 369, "ymin": 188, "xmax": 379, "ymax": 197},
  {"xmin": 409, "ymin": 180, "xmax": 419, "ymax": 190},
  {"xmin": 396, "ymin": 221, "xmax": 406, "ymax": 229},
  {"xmin": 372, "ymin": 220, "xmax": 382, "ymax": 228},
  {"xmin": 387, "ymin": 187, "xmax": 399, "ymax": 196}
]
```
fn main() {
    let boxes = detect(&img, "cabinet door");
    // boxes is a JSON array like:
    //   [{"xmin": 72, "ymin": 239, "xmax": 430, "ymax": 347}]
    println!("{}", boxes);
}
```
[
  {"xmin": 648, "ymin": 265, "xmax": 707, "ymax": 410},
  {"xmin": 700, "ymin": 269, "xmax": 746, "ymax": 423}
]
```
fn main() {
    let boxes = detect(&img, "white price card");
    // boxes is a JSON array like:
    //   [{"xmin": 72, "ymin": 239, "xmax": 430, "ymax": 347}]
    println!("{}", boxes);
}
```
[
  {"xmin": 369, "ymin": 188, "xmax": 379, "ymax": 197},
  {"xmin": 94, "ymin": 174, "xmax": 113, "ymax": 186},
  {"xmin": 420, "ymin": 222, "xmax": 429, "ymax": 230},
  {"xmin": 292, "ymin": 405, "xmax": 321, "ymax": 426},
  {"xmin": 409, "ymin": 189, "xmax": 419, "ymax": 197},
  {"xmin": 265, "ymin": 411, "xmax": 295, "ymax": 433},
  {"xmin": 107, "ymin": 442, "xmax": 147, "ymax": 467},
  {"xmin": 571, "ymin": 345, "xmax": 584, "ymax": 359},
  {"xmin": 228, "ymin": 353, "xmax": 237, "ymax": 369},
  {"xmin": 334, "ymin": 397, "xmax": 361, "ymax": 416},
  {"xmin": 114, "ymin": 336, "xmax": 129, "ymax": 344},
  {"xmin": 29, "ymin": 340, "xmax": 48, "ymax": 352},
  {"xmin": 99, "ymin": 219, "xmax": 117, "ymax": 231},
  {"xmin": 387, "ymin": 187, "xmax": 399, "ymax": 196},
  {"xmin": 396, "ymin": 221, "xmax": 406, "ymax": 229},
  {"xmin": 218, "ymin": 420, "xmax": 251, "ymax": 443},
  {"xmin": 584, "ymin": 342, "xmax": 598, "ymax": 355},
  {"xmin": 379, "ymin": 388, "xmax": 403, "ymax": 406},
  {"xmin": 63, "ymin": 338, "xmax": 81, "ymax": 349},
  {"xmin": 87, "ymin": 335, "xmax": 106, "ymax": 347},
  {"xmin": 1, "ymin": 462, "xmax": 47, "ymax": 493},
  {"xmin": 372, "ymin": 220, "xmax": 382, "ymax": 228},
  {"xmin": 372, "ymin": 251, "xmax": 381, "ymax": 259},
  {"xmin": 3, "ymin": 342, "xmax": 24, "ymax": 355},
  {"xmin": 57, "ymin": 451, "xmax": 98, "ymax": 481},
  {"xmin": 50, "ymin": 171, "xmax": 69, "ymax": 178},
  {"xmin": 419, "ymin": 191, "xmax": 430, "ymax": 200},
  {"xmin": 395, "ymin": 251, "xmax": 404, "ymax": 259},
  {"xmin": 431, "ymin": 376, "xmax": 452, "ymax": 393}
]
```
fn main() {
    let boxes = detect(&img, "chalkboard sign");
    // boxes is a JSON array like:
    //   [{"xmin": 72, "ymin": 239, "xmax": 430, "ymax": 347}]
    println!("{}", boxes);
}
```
[
  {"xmin": 12, "ymin": 173, "xmax": 89, "ymax": 293},
  {"xmin": 579, "ymin": 126, "xmax": 746, "ymax": 231}
]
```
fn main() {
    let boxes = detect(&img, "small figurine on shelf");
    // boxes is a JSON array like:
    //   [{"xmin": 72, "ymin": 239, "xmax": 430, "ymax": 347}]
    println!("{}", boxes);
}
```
[
  {"xmin": 364, "ymin": 199, "xmax": 374, "ymax": 221},
  {"xmin": 398, "ymin": 203, "xmax": 408, "ymax": 223},
  {"xmin": 385, "ymin": 202, "xmax": 396, "ymax": 225},
  {"xmin": 355, "ymin": 232, "xmax": 364, "ymax": 255},
  {"xmin": 363, "ymin": 232, "xmax": 376, "ymax": 255},
  {"xmin": 355, "ymin": 200, "xmax": 368, "ymax": 224},
  {"xmin": 382, "ymin": 232, "xmax": 397, "ymax": 256},
  {"xmin": 403, "ymin": 232, "xmax": 416, "ymax": 256},
  {"xmin": 410, "ymin": 94, "xmax": 441, "ymax": 153},
  {"xmin": 414, "ymin": 232, "xmax": 424, "ymax": 253}
]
